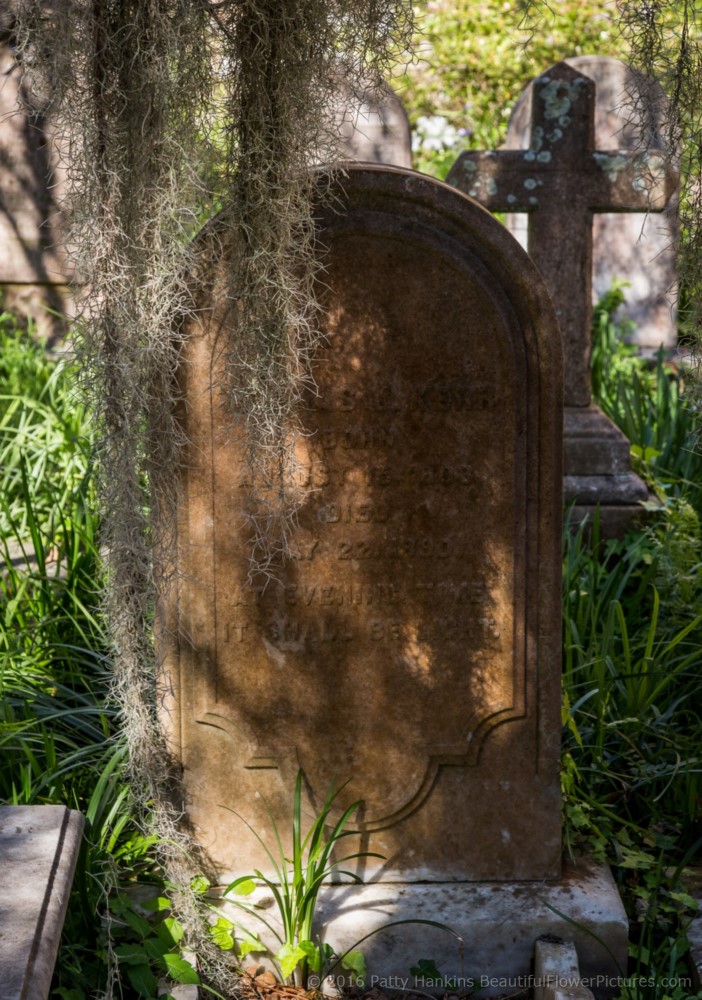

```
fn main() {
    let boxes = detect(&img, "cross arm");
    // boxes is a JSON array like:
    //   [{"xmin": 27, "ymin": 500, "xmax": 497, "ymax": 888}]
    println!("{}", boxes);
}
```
[
  {"xmin": 447, "ymin": 149, "xmax": 679, "ymax": 215},
  {"xmin": 446, "ymin": 150, "xmax": 549, "ymax": 212},
  {"xmin": 590, "ymin": 152, "xmax": 678, "ymax": 212}
]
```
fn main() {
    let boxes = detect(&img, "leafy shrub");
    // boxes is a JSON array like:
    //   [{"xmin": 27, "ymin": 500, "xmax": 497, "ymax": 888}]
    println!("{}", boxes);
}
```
[
  {"xmin": 561, "ymin": 289, "xmax": 702, "ymax": 999},
  {"xmin": 0, "ymin": 313, "xmax": 184, "ymax": 999},
  {"xmin": 397, "ymin": 0, "xmax": 624, "ymax": 176}
]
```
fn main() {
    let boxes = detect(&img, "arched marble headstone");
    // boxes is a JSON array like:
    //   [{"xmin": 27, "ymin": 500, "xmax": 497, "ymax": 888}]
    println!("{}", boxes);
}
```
[
  {"xmin": 505, "ymin": 55, "xmax": 678, "ymax": 350},
  {"xmin": 163, "ymin": 165, "xmax": 563, "ymax": 884},
  {"xmin": 333, "ymin": 80, "xmax": 412, "ymax": 167}
]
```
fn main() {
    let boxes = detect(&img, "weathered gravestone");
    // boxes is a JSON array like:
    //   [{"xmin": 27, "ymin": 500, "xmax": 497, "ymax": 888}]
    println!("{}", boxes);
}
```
[
  {"xmin": 446, "ymin": 62, "xmax": 678, "ymax": 535},
  {"xmin": 334, "ymin": 80, "xmax": 412, "ymax": 167},
  {"xmin": 163, "ymin": 165, "xmax": 627, "ymax": 985},
  {"xmin": 0, "ymin": 805, "xmax": 84, "ymax": 1000},
  {"xmin": 505, "ymin": 55, "xmax": 678, "ymax": 352},
  {"xmin": 0, "ymin": 16, "xmax": 71, "ymax": 343}
]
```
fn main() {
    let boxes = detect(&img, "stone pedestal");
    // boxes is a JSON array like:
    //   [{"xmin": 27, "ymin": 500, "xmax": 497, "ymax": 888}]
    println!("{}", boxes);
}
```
[
  {"xmin": 0, "ymin": 805, "xmax": 84, "ymax": 1000},
  {"xmin": 564, "ymin": 406, "xmax": 650, "ymax": 536},
  {"xmin": 219, "ymin": 860, "xmax": 628, "ymax": 999}
]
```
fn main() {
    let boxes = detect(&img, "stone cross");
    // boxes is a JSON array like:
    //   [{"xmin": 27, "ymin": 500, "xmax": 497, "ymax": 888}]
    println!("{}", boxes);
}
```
[
  {"xmin": 446, "ymin": 61, "xmax": 678, "ymax": 406},
  {"xmin": 504, "ymin": 55, "xmax": 678, "ymax": 352}
]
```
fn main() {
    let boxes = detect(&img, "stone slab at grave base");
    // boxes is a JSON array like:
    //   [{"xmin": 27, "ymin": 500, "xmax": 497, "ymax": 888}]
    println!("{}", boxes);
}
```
[
  {"xmin": 564, "ymin": 406, "xmax": 650, "ymax": 538},
  {"xmin": 219, "ymin": 860, "xmax": 627, "ymax": 1000},
  {"xmin": 0, "ymin": 805, "xmax": 84, "ymax": 1000},
  {"xmin": 0, "ymin": 283, "xmax": 74, "ymax": 346}
]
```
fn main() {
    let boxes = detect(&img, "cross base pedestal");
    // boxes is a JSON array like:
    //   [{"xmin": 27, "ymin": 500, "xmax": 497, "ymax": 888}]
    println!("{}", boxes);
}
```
[{"xmin": 564, "ymin": 405, "xmax": 651, "ymax": 537}]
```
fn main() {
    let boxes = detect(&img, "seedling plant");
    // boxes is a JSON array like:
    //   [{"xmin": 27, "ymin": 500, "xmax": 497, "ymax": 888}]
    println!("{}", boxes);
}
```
[{"xmin": 222, "ymin": 770, "xmax": 460, "ymax": 989}]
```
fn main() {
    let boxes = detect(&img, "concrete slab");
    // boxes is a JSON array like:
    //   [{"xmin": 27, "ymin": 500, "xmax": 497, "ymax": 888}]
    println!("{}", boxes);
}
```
[
  {"xmin": 0, "ymin": 805, "xmax": 84, "ymax": 1000},
  {"xmin": 535, "ymin": 939, "xmax": 595, "ymax": 1000},
  {"xmin": 217, "ymin": 859, "xmax": 628, "ymax": 998}
]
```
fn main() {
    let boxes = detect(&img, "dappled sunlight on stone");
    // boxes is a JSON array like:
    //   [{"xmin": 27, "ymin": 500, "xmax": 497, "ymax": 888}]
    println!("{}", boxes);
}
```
[{"xmin": 162, "ymin": 166, "xmax": 563, "ymax": 883}]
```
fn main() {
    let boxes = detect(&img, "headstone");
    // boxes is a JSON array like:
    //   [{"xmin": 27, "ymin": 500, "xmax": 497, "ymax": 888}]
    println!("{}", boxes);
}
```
[
  {"xmin": 164, "ymin": 165, "xmax": 628, "ymax": 987},
  {"xmin": 0, "ymin": 805, "xmax": 84, "ymax": 1000},
  {"xmin": 446, "ymin": 62, "xmax": 678, "ymax": 534},
  {"xmin": 165, "ymin": 165, "xmax": 564, "ymax": 884},
  {"xmin": 0, "ymin": 18, "xmax": 72, "ymax": 343},
  {"xmin": 333, "ymin": 80, "xmax": 412, "ymax": 167},
  {"xmin": 505, "ymin": 56, "xmax": 678, "ymax": 352}
]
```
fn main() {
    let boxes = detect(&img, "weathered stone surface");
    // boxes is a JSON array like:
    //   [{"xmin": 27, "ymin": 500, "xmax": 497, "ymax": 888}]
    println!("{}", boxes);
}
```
[
  {"xmin": 0, "ymin": 805, "xmax": 84, "ymax": 1000},
  {"xmin": 505, "ymin": 56, "xmax": 678, "ymax": 351},
  {"xmin": 0, "ymin": 30, "xmax": 71, "ymax": 341},
  {"xmin": 334, "ymin": 81, "xmax": 412, "ymax": 167},
  {"xmin": 446, "ymin": 61, "xmax": 668, "ymax": 534},
  {"xmin": 564, "ymin": 406, "xmax": 631, "ymax": 475},
  {"xmin": 216, "ymin": 858, "xmax": 628, "ymax": 996},
  {"xmin": 164, "ymin": 164, "xmax": 563, "ymax": 882},
  {"xmin": 446, "ymin": 61, "xmax": 677, "ymax": 407},
  {"xmin": 534, "ymin": 940, "xmax": 595, "ymax": 1000}
]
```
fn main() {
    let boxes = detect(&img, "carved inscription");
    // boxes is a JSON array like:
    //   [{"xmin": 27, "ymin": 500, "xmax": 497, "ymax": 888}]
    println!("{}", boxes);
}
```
[
  {"xmin": 170, "ymin": 167, "xmax": 563, "ymax": 881},
  {"xmin": 207, "ymin": 235, "xmax": 522, "ymax": 824}
]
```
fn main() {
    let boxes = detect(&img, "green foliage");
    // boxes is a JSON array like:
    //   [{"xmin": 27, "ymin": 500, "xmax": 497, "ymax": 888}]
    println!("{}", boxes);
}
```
[
  {"xmin": 108, "ymin": 892, "xmax": 200, "ymax": 999},
  {"xmin": 591, "ymin": 288, "xmax": 702, "ymax": 514},
  {"xmin": 222, "ymin": 771, "xmax": 458, "ymax": 989},
  {"xmin": 399, "ymin": 0, "xmax": 624, "ymax": 175},
  {"xmin": 560, "ymin": 287, "xmax": 702, "ymax": 999},
  {"xmin": 3, "ymin": 293, "xmax": 702, "ymax": 999},
  {"xmin": 0, "ymin": 314, "xmax": 185, "ymax": 999},
  {"xmin": 223, "ymin": 771, "xmax": 382, "ymax": 987}
]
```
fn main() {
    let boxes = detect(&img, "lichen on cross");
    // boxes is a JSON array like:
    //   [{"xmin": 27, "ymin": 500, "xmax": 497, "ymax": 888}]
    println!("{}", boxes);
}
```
[{"xmin": 446, "ymin": 61, "xmax": 678, "ymax": 408}]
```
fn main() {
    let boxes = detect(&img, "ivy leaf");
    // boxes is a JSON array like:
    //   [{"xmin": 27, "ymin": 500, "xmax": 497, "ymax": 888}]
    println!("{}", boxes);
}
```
[
  {"xmin": 210, "ymin": 917, "xmax": 236, "ymax": 951},
  {"xmin": 162, "ymin": 953, "xmax": 201, "ymax": 984},
  {"xmin": 141, "ymin": 895, "xmax": 172, "ymax": 912},
  {"xmin": 163, "ymin": 916, "xmax": 185, "ymax": 945},
  {"xmin": 277, "ymin": 942, "xmax": 308, "ymax": 979},
  {"xmin": 341, "ymin": 950, "xmax": 366, "ymax": 977},
  {"xmin": 114, "ymin": 942, "xmax": 150, "ymax": 966},
  {"xmin": 124, "ymin": 962, "xmax": 158, "ymax": 999},
  {"xmin": 238, "ymin": 934, "xmax": 265, "ymax": 958},
  {"xmin": 299, "ymin": 939, "xmax": 321, "ymax": 973},
  {"xmin": 410, "ymin": 959, "xmax": 443, "ymax": 982},
  {"xmin": 228, "ymin": 877, "xmax": 257, "ymax": 896}
]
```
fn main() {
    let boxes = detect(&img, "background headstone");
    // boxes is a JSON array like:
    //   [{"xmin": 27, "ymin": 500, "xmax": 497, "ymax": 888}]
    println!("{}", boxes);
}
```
[
  {"xmin": 0, "ymin": 16, "xmax": 72, "ymax": 343},
  {"xmin": 333, "ymin": 80, "xmax": 412, "ymax": 167},
  {"xmin": 165, "ymin": 165, "xmax": 563, "ymax": 884},
  {"xmin": 505, "ymin": 55, "xmax": 678, "ymax": 351}
]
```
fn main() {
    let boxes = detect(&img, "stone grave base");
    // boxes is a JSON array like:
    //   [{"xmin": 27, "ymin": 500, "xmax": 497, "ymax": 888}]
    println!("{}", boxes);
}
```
[
  {"xmin": 219, "ymin": 859, "xmax": 627, "ymax": 1000},
  {"xmin": 0, "ymin": 283, "xmax": 74, "ymax": 345},
  {"xmin": 0, "ymin": 805, "xmax": 84, "ymax": 1000},
  {"xmin": 564, "ymin": 405, "xmax": 651, "ymax": 538}
]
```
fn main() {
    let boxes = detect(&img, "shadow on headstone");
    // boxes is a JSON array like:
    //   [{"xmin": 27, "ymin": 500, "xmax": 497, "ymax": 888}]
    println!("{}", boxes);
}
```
[
  {"xmin": 331, "ymin": 79, "xmax": 412, "ymax": 167},
  {"xmin": 0, "ymin": 13, "xmax": 72, "ymax": 344}
]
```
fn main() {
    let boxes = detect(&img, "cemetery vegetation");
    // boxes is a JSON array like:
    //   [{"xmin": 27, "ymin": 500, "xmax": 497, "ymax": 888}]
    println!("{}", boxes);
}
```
[
  {"xmin": 563, "ymin": 289, "xmax": 702, "ymax": 1000},
  {"xmin": 221, "ymin": 770, "xmax": 459, "ymax": 989},
  {"xmin": 397, "ymin": 0, "xmax": 624, "ymax": 176},
  {"xmin": 0, "ymin": 295, "xmax": 700, "ymax": 998},
  {"xmin": 0, "ymin": 308, "xmax": 199, "ymax": 999}
]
